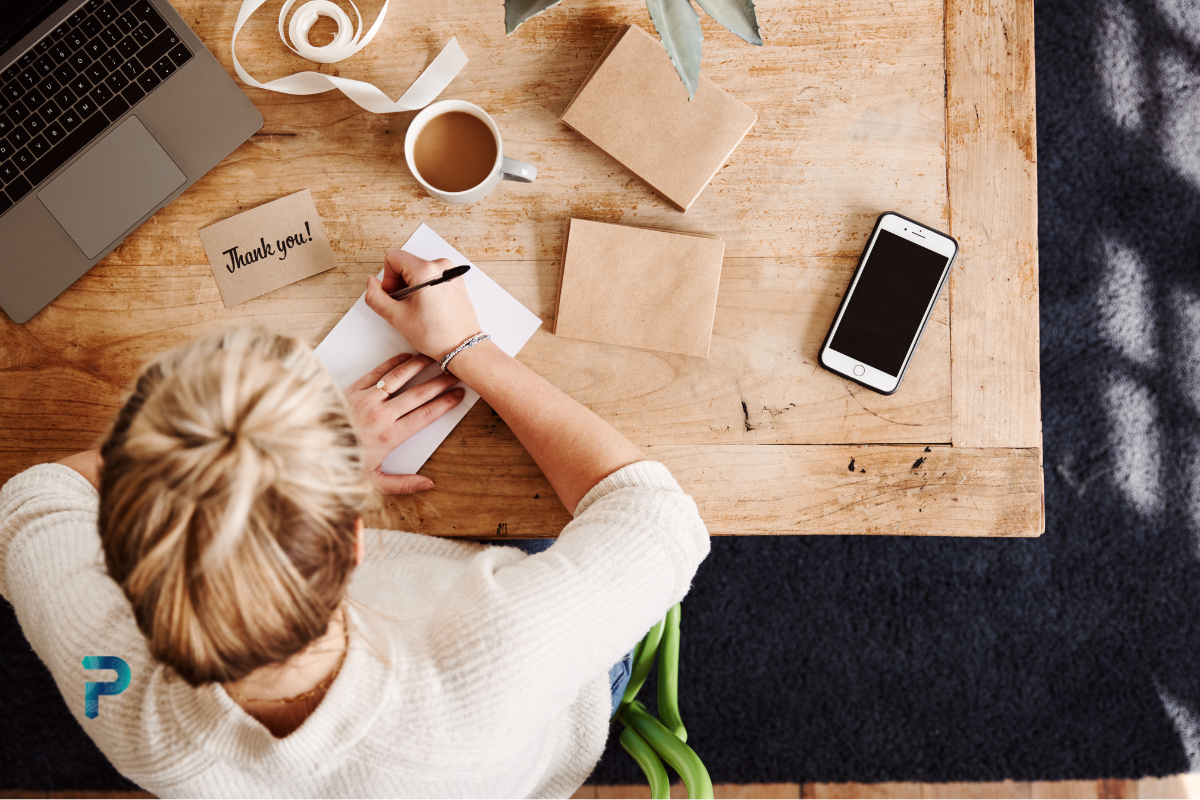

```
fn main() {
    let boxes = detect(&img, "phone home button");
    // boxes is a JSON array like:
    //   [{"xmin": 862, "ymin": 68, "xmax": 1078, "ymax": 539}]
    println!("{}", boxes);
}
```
[{"xmin": 853, "ymin": 364, "xmax": 866, "ymax": 376}]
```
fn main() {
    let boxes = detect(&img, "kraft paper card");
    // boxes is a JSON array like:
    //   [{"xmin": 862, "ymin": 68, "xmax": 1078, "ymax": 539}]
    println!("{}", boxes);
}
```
[
  {"xmin": 315, "ymin": 224, "xmax": 542, "ymax": 476},
  {"xmin": 554, "ymin": 219, "xmax": 725, "ymax": 358},
  {"xmin": 560, "ymin": 24, "xmax": 757, "ymax": 212},
  {"xmin": 198, "ymin": 189, "xmax": 336, "ymax": 308}
]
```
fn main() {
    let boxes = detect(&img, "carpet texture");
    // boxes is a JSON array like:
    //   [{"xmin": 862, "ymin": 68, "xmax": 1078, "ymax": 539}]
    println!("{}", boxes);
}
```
[{"xmin": 4, "ymin": 0, "xmax": 1200, "ymax": 789}]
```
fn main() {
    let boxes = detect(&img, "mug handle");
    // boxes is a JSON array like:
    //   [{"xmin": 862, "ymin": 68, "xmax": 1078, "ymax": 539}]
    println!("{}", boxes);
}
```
[{"xmin": 500, "ymin": 157, "xmax": 537, "ymax": 183}]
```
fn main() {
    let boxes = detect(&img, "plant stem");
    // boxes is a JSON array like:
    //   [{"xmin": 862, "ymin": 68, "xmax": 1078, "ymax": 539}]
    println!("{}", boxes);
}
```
[
  {"xmin": 618, "ymin": 701, "xmax": 713, "ymax": 800},
  {"xmin": 619, "ymin": 726, "xmax": 672, "ymax": 799}
]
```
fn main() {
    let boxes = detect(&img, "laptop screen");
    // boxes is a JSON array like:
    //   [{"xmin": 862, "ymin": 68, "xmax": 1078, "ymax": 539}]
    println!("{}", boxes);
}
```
[{"xmin": 0, "ymin": 0, "xmax": 65, "ymax": 58}]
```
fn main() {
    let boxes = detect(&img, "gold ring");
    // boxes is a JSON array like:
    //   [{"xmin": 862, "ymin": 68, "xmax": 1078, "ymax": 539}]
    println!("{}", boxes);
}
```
[{"xmin": 376, "ymin": 379, "xmax": 388, "ymax": 394}]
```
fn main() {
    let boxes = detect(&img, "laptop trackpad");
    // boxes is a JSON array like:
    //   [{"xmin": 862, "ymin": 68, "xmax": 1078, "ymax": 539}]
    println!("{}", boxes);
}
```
[{"xmin": 39, "ymin": 116, "xmax": 186, "ymax": 260}]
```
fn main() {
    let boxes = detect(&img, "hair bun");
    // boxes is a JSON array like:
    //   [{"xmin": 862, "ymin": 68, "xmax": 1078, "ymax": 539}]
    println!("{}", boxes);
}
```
[{"xmin": 98, "ymin": 326, "xmax": 369, "ymax": 686}]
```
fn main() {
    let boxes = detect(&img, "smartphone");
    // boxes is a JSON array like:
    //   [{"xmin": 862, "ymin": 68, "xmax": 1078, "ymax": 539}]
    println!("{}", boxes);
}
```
[{"xmin": 818, "ymin": 212, "xmax": 958, "ymax": 395}]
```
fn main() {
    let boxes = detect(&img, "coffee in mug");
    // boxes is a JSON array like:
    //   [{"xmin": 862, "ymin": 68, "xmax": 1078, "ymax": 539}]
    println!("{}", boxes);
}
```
[
  {"xmin": 412, "ymin": 112, "xmax": 498, "ymax": 193},
  {"xmin": 404, "ymin": 100, "xmax": 537, "ymax": 205}
]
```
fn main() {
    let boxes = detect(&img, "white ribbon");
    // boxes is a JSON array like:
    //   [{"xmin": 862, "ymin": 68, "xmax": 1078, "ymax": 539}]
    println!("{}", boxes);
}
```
[{"xmin": 231, "ymin": 0, "xmax": 468, "ymax": 114}]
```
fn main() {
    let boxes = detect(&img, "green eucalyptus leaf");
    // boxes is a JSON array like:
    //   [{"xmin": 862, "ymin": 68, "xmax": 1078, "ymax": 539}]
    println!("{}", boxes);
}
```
[
  {"xmin": 645, "ymin": 0, "xmax": 704, "ymax": 99},
  {"xmin": 694, "ymin": 0, "xmax": 762, "ymax": 45},
  {"xmin": 505, "ymin": 0, "xmax": 565, "ymax": 34}
]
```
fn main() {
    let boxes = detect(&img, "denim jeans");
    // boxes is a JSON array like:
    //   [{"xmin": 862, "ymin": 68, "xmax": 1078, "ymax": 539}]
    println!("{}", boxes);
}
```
[{"xmin": 497, "ymin": 539, "xmax": 634, "ymax": 717}]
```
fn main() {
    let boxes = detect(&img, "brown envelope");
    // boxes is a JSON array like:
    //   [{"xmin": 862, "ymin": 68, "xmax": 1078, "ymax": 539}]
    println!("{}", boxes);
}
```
[
  {"xmin": 560, "ymin": 24, "xmax": 757, "ymax": 212},
  {"xmin": 198, "ymin": 189, "xmax": 337, "ymax": 308},
  {"xmin": 554, "ymin": 219, "xmax": 725, "ymax": 358}
]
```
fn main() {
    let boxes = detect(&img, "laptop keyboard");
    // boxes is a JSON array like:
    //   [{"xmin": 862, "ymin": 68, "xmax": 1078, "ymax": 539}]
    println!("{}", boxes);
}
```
[{"xmin": 0, "ymin": 0, "xmax": 193, "ymax": 217}]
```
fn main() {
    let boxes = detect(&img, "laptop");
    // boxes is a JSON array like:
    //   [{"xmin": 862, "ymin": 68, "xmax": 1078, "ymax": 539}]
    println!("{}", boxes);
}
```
[{"xmin": 0, "ymin": 0, "xmax": 263, "ymax": 323}]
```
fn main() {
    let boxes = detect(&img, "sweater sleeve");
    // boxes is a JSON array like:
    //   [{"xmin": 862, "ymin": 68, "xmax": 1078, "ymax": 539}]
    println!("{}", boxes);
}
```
[
  {"xmin": 0, "ymin": 463, "xmax": 103, "ymax": 600},
  {"xmin": 0, "ymin": 464, "xmax": 151, "ymax": 735},
  {"xmin": 425, "ymin": 460, "xmax": 710, "ymax": 736}
]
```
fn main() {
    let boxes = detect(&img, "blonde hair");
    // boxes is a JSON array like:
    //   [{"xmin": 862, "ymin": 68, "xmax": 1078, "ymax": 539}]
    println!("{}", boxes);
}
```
[{"xmin": 99, "ymin": 326, "xmax": 369, "ymax": 687}]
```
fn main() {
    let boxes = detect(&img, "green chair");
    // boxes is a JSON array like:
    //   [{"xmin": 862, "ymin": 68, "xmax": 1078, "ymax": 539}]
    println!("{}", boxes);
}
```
[{"xmin": 614, "ymin": 604, "xmax": 713, "ymax": 800}]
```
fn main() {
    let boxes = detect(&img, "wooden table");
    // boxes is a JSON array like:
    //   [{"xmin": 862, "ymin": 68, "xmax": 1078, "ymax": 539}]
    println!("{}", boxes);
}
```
[{"xmin": 0, "ymin": 0, "xmax": 1042, "ymax": 537}]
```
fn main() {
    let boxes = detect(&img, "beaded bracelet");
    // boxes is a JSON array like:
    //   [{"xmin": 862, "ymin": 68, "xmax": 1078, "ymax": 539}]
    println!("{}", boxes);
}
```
[{"xmin": 440, "ymin": 332, "xmax": 491, "ymax": 373}]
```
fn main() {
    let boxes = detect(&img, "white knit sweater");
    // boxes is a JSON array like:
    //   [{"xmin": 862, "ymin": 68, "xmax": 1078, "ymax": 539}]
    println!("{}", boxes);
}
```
[{"xmin": 0, "ymin": 460, "xmax": 709, "ymax": 798}]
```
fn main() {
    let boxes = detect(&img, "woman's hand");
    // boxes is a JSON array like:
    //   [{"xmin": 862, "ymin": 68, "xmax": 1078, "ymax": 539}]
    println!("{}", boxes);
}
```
[
  {"xmin": 345, "ymin": 353, "xmax": 466, "ymax": 494},
  {"xmin": 364, "ymin": 250, "xmax": 482, "ymax": 361}
]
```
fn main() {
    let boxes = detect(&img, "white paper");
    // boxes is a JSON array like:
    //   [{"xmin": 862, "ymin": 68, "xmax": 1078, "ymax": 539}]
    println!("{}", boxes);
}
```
[
  {"xmin": 231, "ymin": 0, "xmax": 468, "ymax": 114},
  {"xmin": 316, "ymin": 224, "xmax": 542, "ymax": 475}
]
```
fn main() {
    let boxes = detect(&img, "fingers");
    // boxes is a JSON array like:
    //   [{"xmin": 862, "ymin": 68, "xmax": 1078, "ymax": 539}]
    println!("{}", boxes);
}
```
[
  {"xmin": 388, "ymin": 372, "xmax": 462, "ymax": 418},
  {"xmin": 394, "ymin": 387, "xmax": 467, "ymax": 441},
  {"xmin": 371, "ymin": 472, "xmax": 435, "ymax": 495},
  {"xmin": 382, "ymin": 250, "xmax": 449, "ymax": 294},
  {"xmin": 376, "ymin": 355, "xmax": 436, "ymax": 395},
  {"xmin": 364, "ymin": 275, "xmax": 403, "ymax": 326},
  {"xmin": 349, "ymin": 352, "xmax": 414, "ymax": 392}
]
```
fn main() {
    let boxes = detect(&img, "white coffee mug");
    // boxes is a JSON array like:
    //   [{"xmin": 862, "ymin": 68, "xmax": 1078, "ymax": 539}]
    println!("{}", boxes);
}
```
[{"xmin": 404, "ymin": 100, "xmax": 536, "ymax": 204}]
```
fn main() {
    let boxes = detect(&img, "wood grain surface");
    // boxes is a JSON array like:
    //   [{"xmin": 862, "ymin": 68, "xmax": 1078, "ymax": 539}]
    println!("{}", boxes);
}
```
[
  {"xmin": 946, "ymin": 0, "xmax": 1041, "ymax": 449},
  {"xmin": 2, "ymin": 775, "xmax": 1189, "ymax": 798},
  {"xmin": 135, "ymin": 0, "xmax": 950, "ymax": 263},
  {"xmin": 0, "ymin": 0, "xmax": 1042, "ymax": 535},
  {"xmin": 567, "ymin": 775, "xmax": 1193, "ymax": 798},
  {"xmin": 377, "ymin": 436, "xmax": 1042, "ymax": 537}
]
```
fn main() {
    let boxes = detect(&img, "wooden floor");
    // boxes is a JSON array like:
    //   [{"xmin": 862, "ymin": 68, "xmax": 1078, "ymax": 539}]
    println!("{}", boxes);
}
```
[
  {"xmin": 568, "ymin": 777, "xmax": 1200, "ymax": 798},
  {"xmin": 4, "ymin": 777, "xmax": 1198, "ymax": 799},
  {"xmin": 568, "ymin": 778, "xmax": 1200, "ymax": 798}
]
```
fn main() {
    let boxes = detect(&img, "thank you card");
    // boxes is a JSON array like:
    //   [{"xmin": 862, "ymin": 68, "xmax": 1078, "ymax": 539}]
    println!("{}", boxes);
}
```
[{"xmin": 198, "ymin": 189, "xmax": 336, "ymax": 308}]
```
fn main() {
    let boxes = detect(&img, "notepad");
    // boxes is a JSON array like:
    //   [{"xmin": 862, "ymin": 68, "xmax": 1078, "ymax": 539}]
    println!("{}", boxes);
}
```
[
  {"xmin": 315, "ymin": 224, "xmax": 542, "ymax": 475},
  {"xmin": 560, "ymin": 24, "xmax": 758, "ymax": 212},
  {"xmin": 553, "ymin": 219, "xmax": 725, "ymax": 358}
]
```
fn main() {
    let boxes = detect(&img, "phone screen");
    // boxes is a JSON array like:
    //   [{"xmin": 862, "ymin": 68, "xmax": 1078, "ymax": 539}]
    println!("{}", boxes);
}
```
[{"xmin": 829, "ymin": 229, "xmax": 950, "ymax": 377}]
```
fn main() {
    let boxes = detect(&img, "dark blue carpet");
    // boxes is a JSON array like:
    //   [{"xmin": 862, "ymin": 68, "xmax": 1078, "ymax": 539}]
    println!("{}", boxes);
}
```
[{"xmin": 5, "ymin": 0, "xmax": 1200, "ymax": 789}]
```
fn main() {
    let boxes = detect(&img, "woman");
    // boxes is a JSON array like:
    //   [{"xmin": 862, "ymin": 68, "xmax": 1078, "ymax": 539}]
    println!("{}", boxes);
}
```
[{"xmin": 0, "ymin": 250, "xmax": 710, "ymax": 798}]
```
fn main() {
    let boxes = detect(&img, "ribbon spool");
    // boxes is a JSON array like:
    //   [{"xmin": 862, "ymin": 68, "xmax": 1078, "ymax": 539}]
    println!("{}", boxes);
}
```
[
  {"xmin": 232, "ymin": 0, "xmax": 467, "ymax": 113},
  {"xmin": 280, "ymin": 0, "xmax": 380, "ymax": 63}
]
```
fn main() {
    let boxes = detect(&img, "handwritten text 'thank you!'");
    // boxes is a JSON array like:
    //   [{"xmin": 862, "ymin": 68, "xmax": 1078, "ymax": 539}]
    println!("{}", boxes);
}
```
[{"xmin": 222, "ymin": 222, "xmax": 314, "ymax": 273}]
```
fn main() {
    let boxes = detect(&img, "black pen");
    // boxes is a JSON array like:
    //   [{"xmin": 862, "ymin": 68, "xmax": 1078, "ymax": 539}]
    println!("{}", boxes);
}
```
[{"xmin": 387, "ymin": 265, "xmax": 471, "ymax": 301}]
